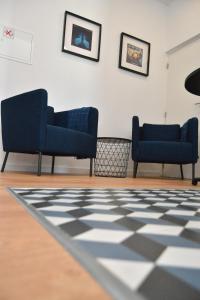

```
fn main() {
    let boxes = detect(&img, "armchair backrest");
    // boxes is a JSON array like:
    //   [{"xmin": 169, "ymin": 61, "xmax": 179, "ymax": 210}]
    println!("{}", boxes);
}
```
[
  {"xmin": 1, "ymin": 89, "xmax": 48, "ymax": 153},
  {"xmin": 132, "ymin": 116, "xmax": 198, "ymax": 146},
  {"xmin": 47, "ymin": 106, "xmax": 54, "ymax": 125},
  {"xmin": 54, "ymin": 107, "xmax": 98, "ymax": 138},
  {"xmin": 142, "ymin": 124, "xmax": 180, "ymax": 141}
]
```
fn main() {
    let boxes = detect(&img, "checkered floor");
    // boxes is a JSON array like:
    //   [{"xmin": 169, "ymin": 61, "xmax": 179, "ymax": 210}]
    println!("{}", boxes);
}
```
[{"xmin": 11, "ymin": 188, "xmax": 200, "ymax": 300}]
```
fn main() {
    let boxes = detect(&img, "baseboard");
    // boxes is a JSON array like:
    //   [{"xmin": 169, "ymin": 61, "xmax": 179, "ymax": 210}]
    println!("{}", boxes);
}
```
[
  {"xmin": 5, "ymin": 163, "xmax": 89, "ymax": 175},
  {"xmin": 4, "ymin": 163, "xmax": 192, "ymax": 179},
  {"xmin": 5, "ymin": 163, "xmax": 162, "ymax": 177}
]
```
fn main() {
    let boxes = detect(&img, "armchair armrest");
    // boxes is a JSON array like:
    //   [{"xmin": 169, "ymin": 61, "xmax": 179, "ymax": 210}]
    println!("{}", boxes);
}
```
[
  {"xmin": 132, "ymin": 116, "xmax": 141, "ymax": 147},
  {"xmin": 1, "ymin": 89, "xmax": 47, "ymax": 153},
  {"xmin": 132, "ymin": 116, "xmax": 143, "ymax": 161},
  {"xmin": 181, "ymin": 117, "xmax": 198, "ymax": 161},
  {"xmin": 55, "ymin": 107, "xmax": 98, "ymax": 138}
]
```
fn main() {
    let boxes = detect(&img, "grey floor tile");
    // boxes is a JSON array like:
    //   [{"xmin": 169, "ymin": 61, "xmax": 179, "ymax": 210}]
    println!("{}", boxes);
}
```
[
  {"xmin": 60, "ymin": 220, "xmax": 91, "ymax": 237},
  {"xmin": 161, "ymin": 214, "xmax": 188, "ymax": 226},
  {"xmin": 68, "ymin": 208, "xmax": 92, "ymax": 218},
  {"xmin": 123, "ymin": 233, "xmax": 166, "ymax": 261},
  {"xmin": 181, "ymin": 228, "xmax": 200, "ymax": 243},
  {"xmin": 77, "ymin": 240, "xmax": 147, "ymax": 261},
  {"xmin": 32, "ymin": 202, "xmax": 53, "ymax": 208},
  {"xmin": 115, "ymin": 217, "xmax": 144, "ymax": 231},
  {"xmin": 139, "ymin": 266, "xmax": 200, "ymax": 300},
  {"xmin": 163, "ymin": 266, "xmax": 200, "ymax": 292}
]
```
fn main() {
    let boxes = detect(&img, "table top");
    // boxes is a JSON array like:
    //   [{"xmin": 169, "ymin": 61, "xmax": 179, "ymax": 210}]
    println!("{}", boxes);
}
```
[{"xmin": 97, "ymin": 137, "xmax": 132, "ymax": 143}]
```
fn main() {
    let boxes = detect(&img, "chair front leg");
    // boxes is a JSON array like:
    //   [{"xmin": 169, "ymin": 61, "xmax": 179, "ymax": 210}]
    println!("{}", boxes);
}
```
[
  {"xmin": 1, "ymin": 152, "xmax": 9, "ymax": 173},
  {"xmin": 90, "ymin": 158, "xmax": 93, "ymax": 177},
  {"xmin": 180, "ymin": 164, "xmax": 184, "ymax": 180},
  {"xmin": 192, "ymin": 163, "xmax": 197, "ymax": 185}
]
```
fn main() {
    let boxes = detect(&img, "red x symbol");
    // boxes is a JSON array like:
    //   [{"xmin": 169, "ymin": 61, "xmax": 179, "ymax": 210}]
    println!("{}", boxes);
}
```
[{"xmin": 3, "ymin": 27, "xmax": 14, "ymax": 39}]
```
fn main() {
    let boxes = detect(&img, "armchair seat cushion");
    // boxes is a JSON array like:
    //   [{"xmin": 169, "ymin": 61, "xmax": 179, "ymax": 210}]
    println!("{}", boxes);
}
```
[
  {"xmin": 136, "ymin": 141, "xmax": 194, "ymax": 164},
  {"xmin": 44, "ymin": 125, "xmax": 96, "ymax": 157}
]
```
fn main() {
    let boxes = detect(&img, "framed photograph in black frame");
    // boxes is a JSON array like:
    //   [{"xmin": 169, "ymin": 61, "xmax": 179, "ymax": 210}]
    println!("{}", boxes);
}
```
[
  {"xmin": 62, "ymin": 11, "xmax": 102, "ymax": 62},
  {"xmin": 119, "ymin": 32, "xmax": 150, "ymax": 76}
]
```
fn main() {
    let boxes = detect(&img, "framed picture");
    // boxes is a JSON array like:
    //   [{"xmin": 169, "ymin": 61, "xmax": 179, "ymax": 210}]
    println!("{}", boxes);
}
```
[
  {"xmin": 62, "ymin": 11, "xmax": 102, "ymax": 62},
  {"xmin": 119, "ymin": 32, "xmax": 150, "ymax": 76}
]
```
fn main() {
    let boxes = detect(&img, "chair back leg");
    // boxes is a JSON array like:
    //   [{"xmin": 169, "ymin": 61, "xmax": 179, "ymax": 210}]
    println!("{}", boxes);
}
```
[
  {"xmin": 51, "ymin": 156, "xmax": 55, "ymax": 174},
  {"xmin": 1, "ymin": 152, "xmax": 9, "ymax": 173},
  {"xmin": 37, "ymin": 152, "xmax": 42, "ymax": 176},
  {"xmin": 133, "ymin": 161, "xmax": 138, "ymax": 178}
]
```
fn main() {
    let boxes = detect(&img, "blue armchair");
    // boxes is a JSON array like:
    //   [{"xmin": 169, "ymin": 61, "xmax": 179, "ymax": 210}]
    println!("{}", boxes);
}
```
[
  {"xmin": 132, "ymin": 116, "xmax": 198, "ymax": 184},
  {"xmin": 1, "ymin": 89, "xmax": 98, "ymax": 176}
]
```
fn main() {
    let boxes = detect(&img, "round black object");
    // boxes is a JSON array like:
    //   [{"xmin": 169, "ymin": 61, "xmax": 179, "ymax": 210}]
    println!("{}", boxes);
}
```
[
  {"xmin": 185, "ymin": 68, "xmax": 200, "ymax": 96},
  {"xmin": 192, "ymin": 179, "xmax": 198, "ymax": 186}
]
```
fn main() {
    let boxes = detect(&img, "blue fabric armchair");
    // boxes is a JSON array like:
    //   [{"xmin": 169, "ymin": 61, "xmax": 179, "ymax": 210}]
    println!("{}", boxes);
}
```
[
  {"xmin": 132, "ymin": 116, "xmax": 198, "ymax": 184},
  {"xmin": 1, "ymin": 89, "xmax": 98, "ymax": 176}
]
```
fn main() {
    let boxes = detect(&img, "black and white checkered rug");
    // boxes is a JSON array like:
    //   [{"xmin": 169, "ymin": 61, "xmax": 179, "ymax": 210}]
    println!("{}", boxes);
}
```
[{"xmin": 10, "ymin": 188, "xmax": 200, "ymax": 300}]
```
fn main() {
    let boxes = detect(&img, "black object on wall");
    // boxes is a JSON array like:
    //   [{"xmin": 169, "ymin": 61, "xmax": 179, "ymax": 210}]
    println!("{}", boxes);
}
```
[{"xmin": 185, "ymin": 68, "xmax": 200, "ymax": 96}]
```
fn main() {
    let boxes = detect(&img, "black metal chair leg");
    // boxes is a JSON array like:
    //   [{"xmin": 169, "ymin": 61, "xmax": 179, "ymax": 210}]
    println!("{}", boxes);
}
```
[
  {"xmin": 1, "ymin": 152, "xmax": 9, "ymax": 173},
  {"xmin": 133, "ymin": 161, "xmax": 138, "ymax": 178},
  {"xmin": 90, "ymin": 158, "xmax": 93, "ymax": 177},
  {"xmin": 180, "ymin": 164, "xmax": 184, "ymax": 180},
  {"xmin": 192, "ymin": 163, "xmax": 198, "ymax": 185},
  {"xmin": 51, "ymin": 156, "xmax": 55, "ymax": 174},
  {"xmin": 37, "ymin": 152, "xmax": 42, "ymax": 176}
]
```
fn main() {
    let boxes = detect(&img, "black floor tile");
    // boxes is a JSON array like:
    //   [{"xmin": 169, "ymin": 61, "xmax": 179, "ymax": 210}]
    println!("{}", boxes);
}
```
[
  {"xmin": 139, "ymin": 267, "xmax": 200, "ymax": 300},
  {"xmin": 59, "ymin": 220, "xmax": 91, "ymax": 237},
  {"xmin": 123, "ymin": 233, "xmax": 165, "ymax": 261},
  {"xmin": 115, "ymin": 217, "xmax": 144, "ymax": 231}
]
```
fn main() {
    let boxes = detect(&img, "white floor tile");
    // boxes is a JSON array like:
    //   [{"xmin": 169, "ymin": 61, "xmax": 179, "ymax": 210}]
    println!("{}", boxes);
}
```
[
  {"xmin": 86, "ymin": 204, "xmax": 117, "ymax": 210},
  {"xmin": 118, "ymin": 197, "xmax": 142, "ymax": 202},
  {"xmin": 74, "ymin": 228, "xmax": 133, "ymax": 243},
  {"xmin": 80, "ymin": 213, "xmax": 123, "ymax": 222},
  {"xmin": 98, "ymin": 258, "xmax": 154, "ymax": 290},
  {"xmin": 145, "ymin": 197, "xmax": 166, "ymax": 201},
  {"xmin": 24, "ymin": 199, "xmax": 45, "ymax": 204},
  {"xmin": 168, "ymin": 197, "xmax": 188, "ymax": 201},
  {"xmin": 86, "ymin": 198, "xmax": 113, "ymax": 203},
  {"xmin": 153, "ymin": 202, "xmax": 178, "ymax": 208},
  {"xmin": 157, "ymin": 247, "xmax": 200, "ymax": 269},
  {"xmin": 122, "ymin": 203, "xmax": 150, "ymax": 209},
  {"xmin": 38, "ymin": 205, "xmax": 78, "ymax": 212},
  {"xmin": 87, "ymin": 194, "xmax": 109, "ymax": 198},
  {"xmin": 185, "ymin": 221, "xmax": 200, "ymax": 230},
  {"xmin": 128, "ymin": 211, "xmax": 163, "ymax": 219},
  {"xmin": 46, "ymin": 215, "xmax": 75, "ymax": 225},
  {"xmin": 166, "ymin": 209, "xmax": 195, "ymax": 216},
  {"xmin": 49, "ymin": 199, "xmax": 80, "ymax": 204},
  {"xmin": 138, "ymin": 224, "xmax": 183, "ymax": 236},
  {"xmin": 182, "ymin": 202, "xmax": 200, "ymax": 208}
]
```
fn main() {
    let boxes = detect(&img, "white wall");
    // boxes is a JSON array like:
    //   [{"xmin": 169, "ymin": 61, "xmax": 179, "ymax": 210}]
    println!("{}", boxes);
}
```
[
  {"xmin": 167, "ymin": 0, "xmax": 200, "ymax": 51},
  {"xmin": 0, "ymin": 0, "xmax": 168, "ymax": 175}
]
